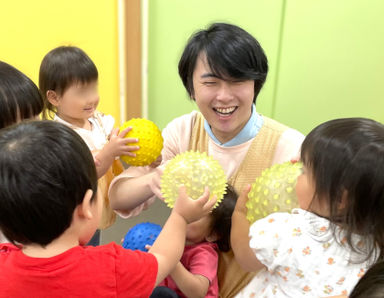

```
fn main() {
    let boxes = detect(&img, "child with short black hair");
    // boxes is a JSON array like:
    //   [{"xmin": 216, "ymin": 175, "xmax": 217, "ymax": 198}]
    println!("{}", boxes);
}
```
[
  {"xmin": 39, "ymin": 46, "xmax": 139, "ymax": 237},
  {"xmin": 0, "ymin": 120, "xmax": 216, "ymax": 297},
  {"xmin": 0, "ymin": 61, "xmax": 43, "ymax": 129},
  {"xmin": 232, "ymin": 118, "xmax": 384, "ymax": 297},
  {"xmin": 0, "ymin": 60, "xmax": 44, "ymax": 243},
  {"xmin": 151, "ymin": 185, "xmax": 237, "ymax": 298}
]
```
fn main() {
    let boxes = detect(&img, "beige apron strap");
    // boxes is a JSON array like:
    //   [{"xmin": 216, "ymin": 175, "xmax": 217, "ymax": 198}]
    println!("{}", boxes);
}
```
[
  {"xmin": 228, "ymin": 116, "xmax": 288, "ymax": 195},
  {"xmin": 188, "ymin": 112, "xmax": 209, "ymax": 152},
  {"xmin": 188, "ymin": 114, "xmax": 289, "ymax": 297},
  {"xmin": 219, "ymin": 116, "xmax": 288, "ymax": 298},
  {"xmin": 218, "ymin": 250, "xmax": 256, "ymax": 298}
]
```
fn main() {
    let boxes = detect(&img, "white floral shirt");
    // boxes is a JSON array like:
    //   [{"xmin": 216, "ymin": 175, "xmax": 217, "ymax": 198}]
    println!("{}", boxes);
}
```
[{"xmin": 235, "ymin": 208, "xmax": 376, "ymax": 298}]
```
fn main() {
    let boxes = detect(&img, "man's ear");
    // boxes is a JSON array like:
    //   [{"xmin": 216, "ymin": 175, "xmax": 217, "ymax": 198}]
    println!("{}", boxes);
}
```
[
  {"xmin": 77, "ymin": 189, "xmax": 94, "ymax": 220},
  {"xmin": 46, "ymin": 90, "xmax": 60, "ymax": 106}
]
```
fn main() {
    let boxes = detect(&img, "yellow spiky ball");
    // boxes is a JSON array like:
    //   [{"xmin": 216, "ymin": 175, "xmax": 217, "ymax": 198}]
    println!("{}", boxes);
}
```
[
  {"xmin": 161, "ymin": 151, "xmax": 227, "ymax": 209},
  {"xmin": 246, "ymin": 161, "xmax": 302, "ymax": 224},
  {"xmin": 120, "ymin": 118, "xmax": 163, "ymax": 166}
]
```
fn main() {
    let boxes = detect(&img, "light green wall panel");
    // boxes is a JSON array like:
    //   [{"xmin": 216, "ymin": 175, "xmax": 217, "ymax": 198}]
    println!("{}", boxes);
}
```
[
  {"xmin": 147, "ymin": 0, "xmax": 284, "ymax": 129},
  {"xmin": 274, "ymin": 0, "xmax": 384, "ymax": 134}
]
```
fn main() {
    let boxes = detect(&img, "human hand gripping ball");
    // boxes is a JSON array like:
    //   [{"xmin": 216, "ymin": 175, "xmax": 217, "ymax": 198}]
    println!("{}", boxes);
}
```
[
  {"xmin": 160, "ymin": 151, "xmax": 227, "ymax": 209},
  {"xmin": 119, "ymin": 118, "xmax": 163, "ymax": 166},
  {"xmin": 122, "ymin": 222, "xmax": 162, "ymax": 251},
  {"xmin": 246, "ymin": 161, "xmax": 302, "ymax": 224}
]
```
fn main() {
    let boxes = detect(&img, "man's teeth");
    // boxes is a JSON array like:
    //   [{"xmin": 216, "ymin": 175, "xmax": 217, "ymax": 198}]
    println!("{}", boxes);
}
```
[{"xmin": 215, "ymin": 107, "xmax": 236, "ymax": 114}]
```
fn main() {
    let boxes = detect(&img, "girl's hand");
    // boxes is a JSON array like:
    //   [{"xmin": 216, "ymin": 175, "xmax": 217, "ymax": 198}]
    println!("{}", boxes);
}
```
[
  {"xmin": 173, "ymin": 186, "xmax": 216, "ymax": 224},
  {"xmin": 107, "ymin": 127, "xmax": 139, "ymax": 158},
  {"xmin": 234, "ymin": 184, "xmax": 252, "ymax": 215}
]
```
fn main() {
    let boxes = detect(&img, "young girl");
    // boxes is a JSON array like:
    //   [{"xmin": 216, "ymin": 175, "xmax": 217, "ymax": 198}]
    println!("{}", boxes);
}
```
[
  {"xmin": 150, "ymin": 185, "xmax": 238, "ymax": 298},
  {"xmin": 0, "ymin": 60, "xmax": 44, "ymax": 243},
  {"xmin": 232, "ymin": 117, "xmax": 384, "ymax": 297},
  {"xmin": 39, "ymin": 46, "xmax": 139, "ymax": 239}
]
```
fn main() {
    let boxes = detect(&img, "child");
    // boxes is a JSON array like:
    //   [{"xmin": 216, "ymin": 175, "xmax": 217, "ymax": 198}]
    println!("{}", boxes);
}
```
[
  {"xmin": 0, "ymin": 60, "xmax": 44, "ymax": 243},
  {"xmin": 0, "ymin": 61, "xmax": 43, "ymax": 128},
  {"xmin": 0, "ymin": 120, "xmax": 216, "ymax": 297},
  {"xmin": 150, "ymin": 186, "xmax": 238, "ymax": 298},
  {"xmin": 231, "ymin": 117, "xmax": 384, "ymax": 297},
  {"xmin": 39, "ymin": 46, "xmax": 139, "ymax": 237}
]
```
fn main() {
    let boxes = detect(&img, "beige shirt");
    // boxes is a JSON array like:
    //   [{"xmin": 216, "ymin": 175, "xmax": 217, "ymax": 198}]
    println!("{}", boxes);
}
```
[{"xmin": 109, "ymin": 111, "xmax": 305, "ymax": 218}]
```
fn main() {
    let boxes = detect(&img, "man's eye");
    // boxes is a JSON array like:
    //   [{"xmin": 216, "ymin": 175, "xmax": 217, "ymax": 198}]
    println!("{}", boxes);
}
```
[{"xmin": 203, "ymin": 81, "xmax": 216, "ymax": 85}]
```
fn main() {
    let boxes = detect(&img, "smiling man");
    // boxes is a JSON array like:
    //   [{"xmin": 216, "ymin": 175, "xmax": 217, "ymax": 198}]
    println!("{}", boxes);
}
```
[{"xmin": 109, "ymin": 22, "xmax": 305, "ymax": 298}]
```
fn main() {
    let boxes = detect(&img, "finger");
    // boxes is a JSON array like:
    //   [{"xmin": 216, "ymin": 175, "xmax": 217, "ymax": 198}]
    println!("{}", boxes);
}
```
[
  {"xmin": 110, "ymin": 127, "xmax": 119, "ymax": 137},
  {"xmin": 123, "ymin": 145, "xmax": 140, "ymax": 151},
  {"xmin": 205, "ymin": 194, "xmax": 217, "ymax": 211},
  {"xmin": 123, "ymin": 138, "xmax": 139, "ymax": 144},
  {"xmin": 118, "ymin": 126, "xmax": 133, "ymax": 137},
  {"xmin": 240, "ymin": 184, "xmax": 251, "ymax": 199},
  {"xmin": 235, "ymin": 184, "xmax": 251, "ymax": 211},
  {"xmin": 195, "ymin": 186, "xmax": 210, "ymax": 206},
  {"xmin": 122, "ymin": 152, "xmax": 137, "ymax": 157},
  {"xmin": 177, "ymin": 185, "xmax": 188, "ymax": 198}
]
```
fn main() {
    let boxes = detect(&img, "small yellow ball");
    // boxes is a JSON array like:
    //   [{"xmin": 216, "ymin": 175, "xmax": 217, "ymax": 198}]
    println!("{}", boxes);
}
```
[
  {"xmin": 120, "ymin": 118, "xmax": 163, "ymax": 166},
  {"xmin": 246, "ymin": 161, "xmax": 302, "ymax": 224},
  {"xmin": 161, "ymin": 151, "xmax": 227, "ymax": 208}
]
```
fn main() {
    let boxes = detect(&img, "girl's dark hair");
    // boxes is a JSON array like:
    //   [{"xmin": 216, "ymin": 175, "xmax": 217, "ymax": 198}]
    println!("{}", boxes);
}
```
[
  {"xmin": 0, "ymin": 120, "xmax": 98, "ymax": 246},
  {"xmin": 301, "ymin": 118, "xmax": 384, "ymax": 261},
  {"xmin": 211, "ymin": 185, "xmax": 238, "ymax": 252},
  {"xmin": 0, "ymin": 61, "xmax": 43, "ymax": 128},
  {"xmin": 350, "ymin": 261, "xmax": 384, "ymax": 298},
  {"xmin": 39, "ymin": 46, "xmax": 98, "ymax": 119},
  {"xmin": 178, "ymin": 22, "xmax": 268, "ymax": 103}
]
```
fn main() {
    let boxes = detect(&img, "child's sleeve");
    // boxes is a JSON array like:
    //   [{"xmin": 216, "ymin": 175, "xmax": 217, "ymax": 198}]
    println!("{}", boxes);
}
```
[
  {"xmin": 188, "ymin": 243, "xmax": 218, "ymax": 284},
  {"xmin": 248, "ymin": 212, "xmax": 291, "ymax": 270},
  {"xmin": 114, "ymin": 243, "xmax": 158, "ymax": 296}
]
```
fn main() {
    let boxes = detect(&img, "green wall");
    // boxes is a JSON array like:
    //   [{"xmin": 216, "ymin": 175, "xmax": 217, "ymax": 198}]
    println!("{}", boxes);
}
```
[{"xmin": 148, "ymin": 0, "xmax": 384, "ymax": 134}]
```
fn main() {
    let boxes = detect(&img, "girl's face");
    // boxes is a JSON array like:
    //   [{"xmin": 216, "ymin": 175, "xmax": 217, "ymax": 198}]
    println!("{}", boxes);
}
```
[
  {"xmin": 186, "ymin": 215, "xmax": 214, "ymax": 245},
  {"xmin": 296, "ymin": 164, "xmax": 329, "ymax": 216},
  {"xmin": 53, "ymin": 81, "xmax": 99, "ymax": 127},
  {"xmin": 192, "ymin": 54, "xmax": 254, "ymax": 144},
  {"xmin": 296, "ymin": 165, "xmax": 316, "ymax": 211}
]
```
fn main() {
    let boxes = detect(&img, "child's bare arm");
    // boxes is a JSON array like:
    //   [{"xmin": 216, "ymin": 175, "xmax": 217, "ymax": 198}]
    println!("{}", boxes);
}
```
[
  {"xmin": 149, "ymin": 186, "xmax": 217, "ymax": 286},
  {"xmin": 231, "ymin": 184, "xmax": 266, "ymax": 272},
  {"xmin": 168, "ymin": 262, "xmax": 210, "ymax": 298},
  {"xmin": 94, "ymin": 127, "xmax": 139, "ymax": 178}
]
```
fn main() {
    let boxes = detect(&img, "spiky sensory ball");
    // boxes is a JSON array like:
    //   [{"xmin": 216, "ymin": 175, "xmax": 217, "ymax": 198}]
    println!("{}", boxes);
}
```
[
  {"xmin": 122, "ymin": 222, "xmax": 162, "ymax": 251},
  {"xmin": 120, "ymin": 118, "xmax": 163, "ymax": 166},
  {"xmin": 246, "ymin": 161, "xmax": 302, "ymax": 224},
  {"xmin": 161, "ymin": 151, "xmax": 227, "ymax": 209}
]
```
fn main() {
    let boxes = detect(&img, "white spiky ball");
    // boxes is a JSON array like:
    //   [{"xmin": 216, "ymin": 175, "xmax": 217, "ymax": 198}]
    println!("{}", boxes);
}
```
[
  {"xmin": 246, "ymin": 161, "xmax": 302, "ymax": 224},
  {"xmin": 161, "ymin": 151, "xmax": 227, "ymax": 208}
]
